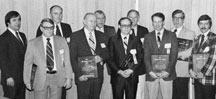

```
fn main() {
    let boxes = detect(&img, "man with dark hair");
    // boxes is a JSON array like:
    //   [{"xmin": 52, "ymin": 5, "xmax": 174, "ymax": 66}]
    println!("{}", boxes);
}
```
[
  {"xmin": 36, "ymin": 5, "xmax": 72, "ymax": 43},
  {"xmin": 107, "ymin": 17, "xmax": 143, "ymax": 99},
  {"xmin": 189, "ymin": 15, "xmax": 216, "ymax": 99},
  {"xmin": 0, "ymin": 11, "xmax": 27, "ymax": 99},
  {"xmin": 171, "ymin": 9, "xmax": 196, "ymax": 99},
  {"xmin": 23, "ymin": 18, "xmax": 73, "ymax": 99},
  {"xmin": 70, "ymin": 13, "xmax": 109, "ymax": 99},
  {"xmin": 144, "ymin": 12, "xmax": 178, "ymax": 99},
  {"xmin": 126, "ymin": 9, "xmax": 149, "ymax": 99}
]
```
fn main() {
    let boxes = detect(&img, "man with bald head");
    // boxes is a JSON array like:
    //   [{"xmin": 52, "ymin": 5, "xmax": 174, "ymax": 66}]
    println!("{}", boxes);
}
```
[
  {"xmin": 70, "ymin": 13, "xmax": 109, "ymax": 99},
  {"xmin": 36, "ymin": 5, "xmax": 72, "ymax": 42}
]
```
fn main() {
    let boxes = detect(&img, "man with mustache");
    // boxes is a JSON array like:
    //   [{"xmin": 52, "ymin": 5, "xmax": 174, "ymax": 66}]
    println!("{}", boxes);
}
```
[{"xmin": 189, "ymin": 15, "xmax": 216, "ymax": 99}]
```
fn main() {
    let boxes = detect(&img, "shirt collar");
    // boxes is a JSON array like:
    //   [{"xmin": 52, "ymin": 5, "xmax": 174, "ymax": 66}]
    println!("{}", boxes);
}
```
[
  {"xmin": 155, "ymin": 28, "xmax": 164, "ymax": 35},
  {"xmin": 8, "ymin": 27, "xmax": 18, "ymax": 36},
  {"xmin": 202, "ymin": 30, "xmax": 210, "ymax": 37}
]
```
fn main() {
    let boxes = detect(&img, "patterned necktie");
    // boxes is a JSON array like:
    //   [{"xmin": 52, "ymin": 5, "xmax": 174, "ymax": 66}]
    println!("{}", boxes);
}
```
[
  {"xmin": 46, "ymin": 38, "xmax": 54, "ymax": 71},
  {"xmin": 89, "ymin": 32, "xmax": 96, "ymax": 55},
  {"xmin": 199, "ymin": 35, "xmax": 205, "ymax": 47},
  {"xmin": 123, "ymin": 36, "xmax": 128, "ymax": 54},
  {"xmin": 56, "ymin": 25, "xmax": 62, "ymax": 36},
  {"xmin": 157, "ymin": 32, "xmax": 161, "ymax": 48},
  {"xmin": 15, "ymin": 32, "xmax": 23, "ymax": 45}
]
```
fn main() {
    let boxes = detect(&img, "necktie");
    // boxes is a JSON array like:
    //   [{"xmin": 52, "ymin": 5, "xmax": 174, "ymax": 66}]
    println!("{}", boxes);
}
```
[
  {"xmin": 89, "ymin": 32, "xmax": 96, "ymax": 55},
  {"xmin": 56, "ymin": 25, "xmax": 62, "ymax": 36},
  {"xmin": 123, "ymin": 36, "xmax": 128, "ymax": 54},
  {"xmin": 46, "ymin": 38, "xmax": 54, "ymax": 71},
  {"xmin": 15, "ymin": 32, "xmax": 23, "ymax": 45},
  {"xmin": 157, "ymin": 32, "xmax": 161, "ymax": 48},
  {"xmin": 199, "ymin": 35, "xmax": 205, "ymax": 47},
  {"xmin": 131, "ymin": 29, "xmax": 135, "ymax": 37},
  {"xmin": 174, "ymin": 29, "xmax": 177, "ymax": 33}
]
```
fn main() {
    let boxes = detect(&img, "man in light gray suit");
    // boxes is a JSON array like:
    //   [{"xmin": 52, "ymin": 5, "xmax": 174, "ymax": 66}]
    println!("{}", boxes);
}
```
[
  {"xmin": 23, "ymin": 18, "xmax": 73, "ymax": 99},
  {"xmin": 171, "ymin": 9, "xmax": 196, "ymax": 99}
]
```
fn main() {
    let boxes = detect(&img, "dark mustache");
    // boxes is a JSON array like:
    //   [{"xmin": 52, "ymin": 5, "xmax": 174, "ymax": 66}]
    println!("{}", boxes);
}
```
[{"xmin": 201, "ymin": 27, "xmax": 206, "ymax": 29}]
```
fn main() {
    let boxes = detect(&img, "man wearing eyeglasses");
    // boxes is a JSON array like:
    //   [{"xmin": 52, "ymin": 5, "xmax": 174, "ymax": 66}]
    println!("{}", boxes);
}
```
[
  {"xmin": 107, "ymin": 17, "xmax": 143, "ymax": 99},
  {"xmin": 171, "ymin": 9, "xmax": 196, "ymax": 99},
  {"xmin": 23, "ymin": 18, "xmax": 73, "ymax": 99}
]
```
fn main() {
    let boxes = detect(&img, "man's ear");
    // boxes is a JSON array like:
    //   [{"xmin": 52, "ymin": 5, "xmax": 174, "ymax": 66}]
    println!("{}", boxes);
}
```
[{"xmin": 40, "ymin": 26, "xmax": 43, "ymax": 32}]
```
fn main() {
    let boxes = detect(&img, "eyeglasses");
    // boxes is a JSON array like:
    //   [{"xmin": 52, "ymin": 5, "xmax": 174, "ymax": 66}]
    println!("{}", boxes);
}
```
[
  {"xmin": 173, "ymin": 16, "xmax": 184, "ymax": 20},
  {"xmin": 41, "ymin": 26, "xmax": 54, "ymax": 30},
  {"xmin": 120, "ymin": 25, "xmax": 131, "ymax": 28}
]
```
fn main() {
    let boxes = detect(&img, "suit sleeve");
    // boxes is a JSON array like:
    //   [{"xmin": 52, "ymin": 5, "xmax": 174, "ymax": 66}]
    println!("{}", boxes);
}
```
[
  {"xmin": 166, "ymin": 33, "xmax": 178, "ymax": 73},
  {"xmin": 144, "ymin": 36, "xmax": 152, "ymax": 73},
  {"xmin": 62, "ymin": 39, "xmax": 73, "ymax": 79},
  {"xmin": 23, "ymin": 42, "xmax": 34, "ymax": 85},
  {"xmin": 107, "ymin": 37, "xmax": 120, "ymax": 73},
  {"xmin": 201, "ymin": 38, "xmax": 216, "ymax": 76},
  {"xmin": 69, "ymin": 34, "xmax": 82, "ymax": 80}
]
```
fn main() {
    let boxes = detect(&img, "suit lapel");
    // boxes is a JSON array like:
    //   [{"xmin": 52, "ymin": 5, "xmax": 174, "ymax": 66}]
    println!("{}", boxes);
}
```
[
  {"xmin": 7, "ymin": 30, "xmax": 25, "ymax": 49},
  {"xmin": 159, "ymin": 30, "xmax": 169, "ymax": 49},
  {"xmin": 53, "ymin": 36, "xmax": 60, "ymax": 69},
  {"xmin": 127, "ymin": 35, "xmax": 134, "ymax": 54},
  {"xmin": 117, "ymin": 34, "xmax": 127, "ymax": 55},
  {"xmin": 81, "ymin": 29, "xmax": 94, "ymax": 55},
  {"xmin": 36, "ymin": 37, "xmax": 46, "ymax": 62},
  {"xmin": 198, "ymin": 32, "xmax": 214, "ymax": 52}
]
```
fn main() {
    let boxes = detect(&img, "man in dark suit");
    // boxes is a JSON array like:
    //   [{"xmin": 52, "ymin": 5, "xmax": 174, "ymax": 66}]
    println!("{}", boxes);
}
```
[
  {"xmin": 69, "ymin": 13, "xmax": 109, "ymax": 99},
  {"xmin": 107, "ymin": 17, "xmax": 143, "ymax": 99},
  {"xmin": 189, "ymin": 15, "xmax": 216, "ymax": 99},
  {"xmin": 127, "ymin": 9, "xmax": 149, "ymax": 99},
  {"xmin": 0, "ymin": 11, "xmax": 27, "ymax": 99},
  {"xmin": 94, "ymin": 10, "xmax": 116, "ymax": 99},
  {"xmin": 36, "ymin": 5, "xmax": 72, "ymax": 43},
  {"xmin": 144, "ymin": 12, "xmax": 178, "ymax": 99},
  {"xmin": 35, "ymin": 5, "xmax": 72, "ymax": 99}
]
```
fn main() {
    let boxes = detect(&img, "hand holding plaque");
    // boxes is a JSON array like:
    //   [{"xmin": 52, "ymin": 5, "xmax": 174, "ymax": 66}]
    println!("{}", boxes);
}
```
[{"xmin": 151, "ymin": 55, "xmax": 169, "ymax": 73}]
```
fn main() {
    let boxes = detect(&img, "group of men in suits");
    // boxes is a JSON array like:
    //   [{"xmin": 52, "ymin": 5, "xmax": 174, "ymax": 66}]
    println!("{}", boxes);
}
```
[{"xmin": 1, "ymin": 4, "xmax": 216, "ymax": 99}]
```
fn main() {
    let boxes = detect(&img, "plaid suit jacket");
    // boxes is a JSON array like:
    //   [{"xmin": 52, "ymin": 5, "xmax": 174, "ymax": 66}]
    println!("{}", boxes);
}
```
[{"xmin": 189, "ymin": 32, "xmax": 216, "ymax": 85}]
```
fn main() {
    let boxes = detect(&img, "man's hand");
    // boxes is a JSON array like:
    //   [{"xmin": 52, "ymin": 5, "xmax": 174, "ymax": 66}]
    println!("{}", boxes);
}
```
[
  {"xmin": 124, "ymin": 69, "xmax": 134, "ymax": 77},
  {"xmin": 149, "ymin": 71, "xmax": 159, "ymax": 79},
  {"xmin": 79, "ymin": 75, "xmax": 88, "ymax": 81},
  {"xmin": 189, "ymin": 69, "xmax": 197, "ymax": 78},
  {"xmin": 7, "ymin": 77, "xmax": 14, "ymax": 86},
  {"xmin": 64, "ymin": 78, "xmax": 72, "ymax": 89},
  {"xmin": 197, "ymin": 72, "xmax": 204, "ymax": 78},
  {"xmin": 25, "ymin": 83, "xmax": 32, "ymax": 90},
  {"xmin": 118, "ymin": 70, "xmax": 128, "ymax": 78},
  {"xmin": 160, "ymin": 71, "xmax": 169, "ymax": 78}
]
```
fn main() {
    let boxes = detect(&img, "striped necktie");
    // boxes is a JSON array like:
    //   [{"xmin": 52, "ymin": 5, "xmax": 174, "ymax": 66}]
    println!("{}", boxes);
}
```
[
  {"xmin": 16, "ymin": 32, "xmax": 24, "ymax": 45},
  {"xmin": 46, "ymin": 38, "xmax": 54, "ymax": 71},
  {"xmin": 123, "ymin": 36, "xmax": 128, "ymax": 54},
  {"xmin": 89, "ymin": 32, "xmax": 96, "ymax": 55}
]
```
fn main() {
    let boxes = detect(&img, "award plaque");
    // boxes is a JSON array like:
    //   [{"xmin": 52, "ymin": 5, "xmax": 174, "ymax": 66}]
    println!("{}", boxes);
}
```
[
  {"xmin": 192, "ymin": 54, "xmax": 209, "ymax": 73},
  {"xmin": 177, "ymin": 38, "xmax": 193, "ymax": 61},
  {"xmin": 151, "ymin": 55, "xmax": 169, "ymax": 73},
  {"xmin": 119, "ymin": 54, "xmax": 134, "ymax": 70},
  {"xmin": 78, "ymin": 56, "xmax": 98, "ymax": 78}
]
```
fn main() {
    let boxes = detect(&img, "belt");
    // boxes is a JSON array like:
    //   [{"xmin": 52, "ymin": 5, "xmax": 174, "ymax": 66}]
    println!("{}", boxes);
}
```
[{"xmin": 47, "ymin": 70, "xmax": 57, "ymax": 74}]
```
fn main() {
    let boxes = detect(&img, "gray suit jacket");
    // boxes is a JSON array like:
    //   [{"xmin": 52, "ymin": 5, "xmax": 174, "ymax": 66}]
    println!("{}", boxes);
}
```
[
  {"xmin": 144, "ymin": 29, "xmax": 178, "ymax": 81},
  {"xmin": 23, "ymin": 35, "xmax": 73, "ymax": 91}
]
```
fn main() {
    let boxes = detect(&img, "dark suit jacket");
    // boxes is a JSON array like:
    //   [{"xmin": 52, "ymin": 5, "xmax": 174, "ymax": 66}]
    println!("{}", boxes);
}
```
[
  {"xmin": 144, "ymin": 29, "xmax": 178, "ymax": 81},
  {"xmin": 117, "ymin": 25, "xmax": 148, "ymax": 75},
  {"xmin": 0, "ymin": 29, "xmax": 27, "ymax": 85},
  {"xmin": 107, "ymin": 33, "xmax": 144, "ymax": 84},
  {"xmin": 69, "ymin": 28, "xmax": 109, "ymax": 84},
  {"xmin": 36, "ymin": 22, "xmax": 72, "ymax": 38}
]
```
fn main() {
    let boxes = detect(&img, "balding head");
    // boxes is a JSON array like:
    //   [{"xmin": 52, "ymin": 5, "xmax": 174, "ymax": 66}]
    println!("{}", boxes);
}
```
[{"xmin": 83, "ymin": 13, "xmax": 96, "ymax": 32}]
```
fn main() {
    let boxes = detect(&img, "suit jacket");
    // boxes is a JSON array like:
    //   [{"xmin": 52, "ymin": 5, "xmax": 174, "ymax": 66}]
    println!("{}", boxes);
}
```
[
  {"xmin": 171, "ymin": 26, "xmax": 196, "ymax": 77},
  {"xmin": 0, "ymin": 29, "xmax": 27, "ymax": 85},
  {"xmin": 69, "ymin": 28, "xmax": 109, "ymax": 84},
  {"xmin": 144, "ymin": 29, "xmax": 178, "ymax": 81},
  {"xmin": 117, "ymin": 25, "xmax": 148, "ymax": 75},
  {"xmin": 189, "ymin": 32, "xmax": 216, "ymax": 85},
  {"xmin": 107, "ymin": 33, "xmax": 144, "ymax": 84},
  {"xmin": 36, "ymin": 22, "xmax": 72, "ymax": 38},
  {"xmin": 23, "ymin": 35, "xmax": 73, "ymax": 91}
]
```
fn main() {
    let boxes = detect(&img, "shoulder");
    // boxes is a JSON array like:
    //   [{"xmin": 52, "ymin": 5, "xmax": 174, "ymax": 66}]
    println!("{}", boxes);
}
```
[
  {"xmin": 104, "ymin": 25, "xmax": 115, "ymax": 30},
  {"xmin": 61, "ymin": 22, "xmax": 70, "ymax": 26},
  {"xmin": 72, "ymin": 29, "xmax": 84, "ymax": 36},
  {"xmin": 138, "ymin": 25, "xmax": 148, "ymax": 30}
]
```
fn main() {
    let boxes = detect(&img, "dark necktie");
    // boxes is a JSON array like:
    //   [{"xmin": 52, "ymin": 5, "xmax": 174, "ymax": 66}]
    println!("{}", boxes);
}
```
[
  {"xmin": 123, "ymin": 36, "xmax": 128, "ymax": 54},
  {"xmin": 157, "ymin": 32, "xmax": 161, "ymax": 47},
  {"xmin": 16, "ymin": 32, "xmax": 24, "ymax": 45},
  {"xmin": 89, "ymin": 32, "xmax": 96, "ymax": 55},
  {"xmin": 199, "ymin": 35, "xmax": 205, "ymax": 47},
  {"xmin": 131, "ymin": 29, "xmax": 135, "ymax": 37},
  {"xmin": 174, "ymin": 29, "xmax": 177, "ymax": 33},
  {"xmin": 56, "ymin": 25, "xmax": 62, "ymax": 36},
  {"xmin": 46, "ymin": 38, "xmax": 54, "ymax": 71}
]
